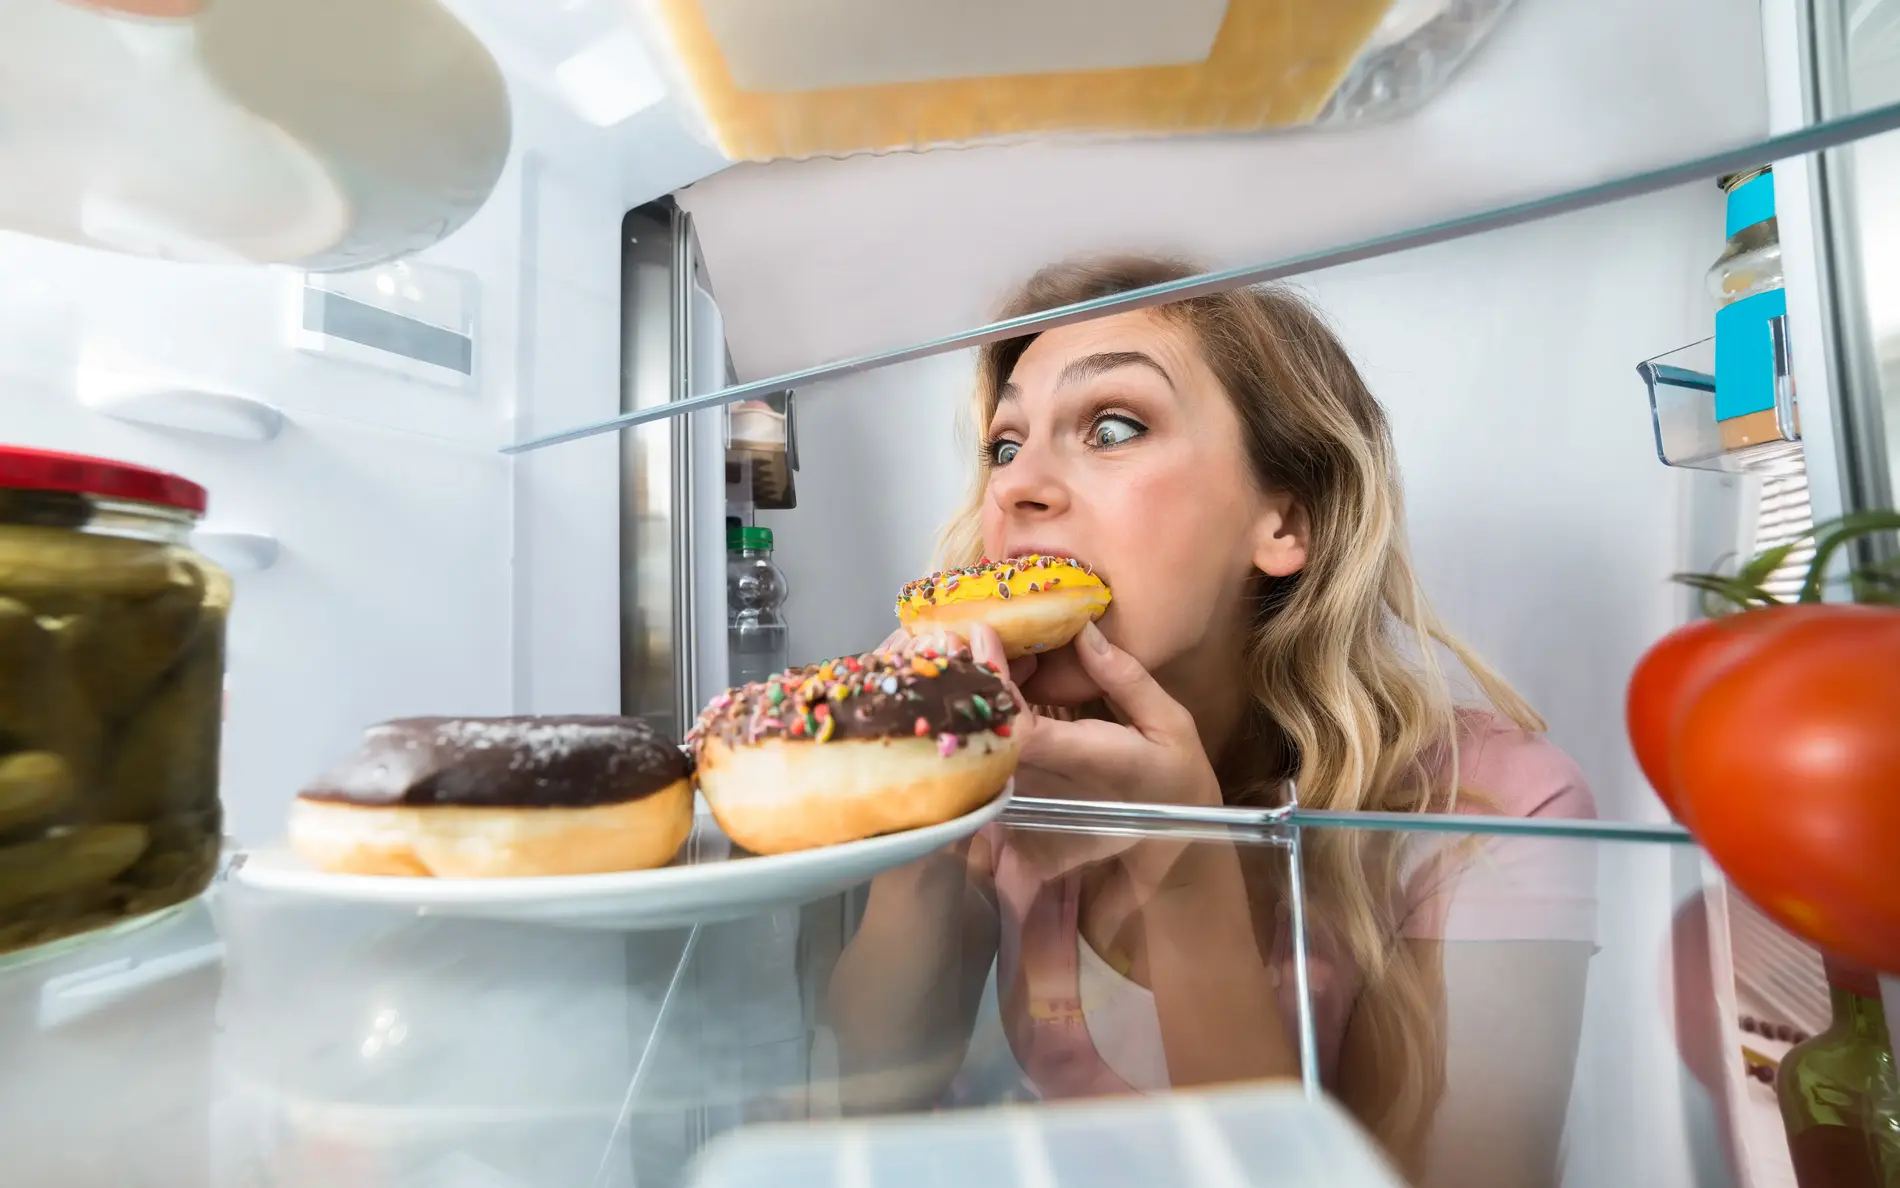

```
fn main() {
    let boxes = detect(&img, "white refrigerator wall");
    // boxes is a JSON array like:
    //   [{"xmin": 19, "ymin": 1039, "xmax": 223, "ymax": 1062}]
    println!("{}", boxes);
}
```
[{"xmin": 0, "ymin": 88, "xmax": 625, "ymax": 846}]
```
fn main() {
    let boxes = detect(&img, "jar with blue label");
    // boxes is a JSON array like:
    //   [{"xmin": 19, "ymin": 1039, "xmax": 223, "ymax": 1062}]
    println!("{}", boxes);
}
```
[{"xmin": 1707, "ymin": 166, "xmax": 1797, "ymax": 454}]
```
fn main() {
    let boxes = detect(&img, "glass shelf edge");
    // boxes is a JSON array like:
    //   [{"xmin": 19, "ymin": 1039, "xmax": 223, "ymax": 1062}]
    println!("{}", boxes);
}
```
[
  {"xmin": 1288, "ymin": 808, "xmax": 1695, "ymax": 844},
  {"xmin": 504, "ymin": 98, "xmax": 1900, "ymax": 456},
  {"xmin": 1000, "ymin": 796, "xmax": 1694, "ymax": 845},
  {"xmin": 1006, "ymin": 795, "xmax": 1290, "ymax": 828}
]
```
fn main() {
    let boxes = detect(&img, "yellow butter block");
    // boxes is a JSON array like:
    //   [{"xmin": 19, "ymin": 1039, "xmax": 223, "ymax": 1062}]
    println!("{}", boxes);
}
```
[{"xmin": 653, "ymin": 0, "xmax": 1395, "ymax": 162}]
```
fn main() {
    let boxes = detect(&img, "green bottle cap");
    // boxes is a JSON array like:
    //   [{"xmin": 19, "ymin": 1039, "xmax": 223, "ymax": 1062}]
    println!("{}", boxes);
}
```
[{"xmin": 727, "ymin": 525, "xmax": 773, "ymax": 551}]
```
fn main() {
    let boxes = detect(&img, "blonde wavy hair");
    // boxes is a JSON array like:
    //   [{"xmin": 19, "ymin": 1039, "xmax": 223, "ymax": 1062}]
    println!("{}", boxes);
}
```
[{"xmin": 936, "ymin": 255, "xmax": 1545, "ymax": 1171}]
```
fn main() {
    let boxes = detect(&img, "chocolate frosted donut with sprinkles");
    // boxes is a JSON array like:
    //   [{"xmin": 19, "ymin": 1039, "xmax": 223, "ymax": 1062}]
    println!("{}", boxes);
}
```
[
  {"xmin": 689, "ymin": 645, "xmax": 1023, "ymax": 854},
  {"xmin": 897, "ymin": 554, "xmax": 1111, "ymax": 659}
]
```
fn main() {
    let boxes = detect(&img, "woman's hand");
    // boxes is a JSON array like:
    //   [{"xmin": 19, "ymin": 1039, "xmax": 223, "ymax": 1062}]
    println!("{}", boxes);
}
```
[
  {"xmin": 882, "ymin": 620, "xmax": 1217, "ymax": 812},
  {"xmin": 1016, "ymin": 623, "xmax": 1220, "ymax": 809},
  {"xmin": 1009, "ymin": 623, "xmax": 1223, "ymax": 888},
  {"xmin": 876, "ymin": 620, "xmax": 1219, "ymax": 885}
]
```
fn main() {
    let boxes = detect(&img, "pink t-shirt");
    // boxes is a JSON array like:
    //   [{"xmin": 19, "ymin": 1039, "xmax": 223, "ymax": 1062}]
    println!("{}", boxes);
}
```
[{"xmin": 979, "ymin": 709, "xmax": 1598, "ymax": 1097}]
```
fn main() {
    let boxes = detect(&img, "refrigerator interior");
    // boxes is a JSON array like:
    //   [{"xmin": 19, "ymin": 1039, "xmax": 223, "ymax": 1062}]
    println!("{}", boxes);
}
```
[
  {"xmin": 3, "ymin": 1, "xmax": 1895, "ymax": 1186},
  {"xmin": 0, "ymin": 0, "xmax": 1830, "ymax": 847}
]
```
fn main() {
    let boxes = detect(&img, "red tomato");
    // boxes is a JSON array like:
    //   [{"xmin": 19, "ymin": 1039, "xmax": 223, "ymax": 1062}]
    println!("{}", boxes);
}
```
[
  {"xmin": 1626, "ymin": 608, "xmax": 1801, "ymax": 821},
  {"xmin": 1674, "ymin": 607, "xmax": 1900, "ymax": 973}
]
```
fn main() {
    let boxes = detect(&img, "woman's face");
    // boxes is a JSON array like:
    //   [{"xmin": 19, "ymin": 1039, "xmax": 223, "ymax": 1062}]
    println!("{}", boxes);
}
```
[{"xmin": 980, "ymin": 310, "xmax": 1306, "ymax": 707}]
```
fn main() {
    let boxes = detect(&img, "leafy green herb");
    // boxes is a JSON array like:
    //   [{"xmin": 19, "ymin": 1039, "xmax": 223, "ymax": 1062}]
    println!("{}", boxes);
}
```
[{"xmin": 1672, "ymin": 510, "xmax": 1900, "ymax": 615}]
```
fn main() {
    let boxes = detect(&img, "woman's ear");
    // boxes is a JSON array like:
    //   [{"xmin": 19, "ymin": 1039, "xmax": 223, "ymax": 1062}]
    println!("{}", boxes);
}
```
[{"xmin": 1253, "ymin": 494, "xmax": 1309, "ymax": 578}]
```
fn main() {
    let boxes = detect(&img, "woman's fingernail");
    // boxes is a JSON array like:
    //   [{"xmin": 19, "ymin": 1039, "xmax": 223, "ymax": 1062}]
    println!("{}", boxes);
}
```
[{"xmin": 1080, "ymin": 622, "xmax": 1109, "ymax": 654}]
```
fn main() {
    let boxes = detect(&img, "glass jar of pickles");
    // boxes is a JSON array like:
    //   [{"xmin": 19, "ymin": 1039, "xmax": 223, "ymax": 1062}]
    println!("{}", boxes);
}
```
[{"xmin": 0, "ymin": 446, "xmax": 228, "ymax": 962}]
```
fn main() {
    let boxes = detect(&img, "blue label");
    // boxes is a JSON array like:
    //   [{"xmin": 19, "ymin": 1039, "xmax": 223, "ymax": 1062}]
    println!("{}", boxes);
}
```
[
  {"xmin": 1714, "ymin": 287, "xmax": 1787, "ymax": 422},
  {"xmin": 1725, "ymin": 171, "xmax": 1776, "ymax": 237}
]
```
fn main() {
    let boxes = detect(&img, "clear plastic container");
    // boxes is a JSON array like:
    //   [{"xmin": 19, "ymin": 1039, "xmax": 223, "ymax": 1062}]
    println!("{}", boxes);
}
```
[
  {"xmin": 727, "ymin": 525, "xmax": 788, "ymax": 686},
  {"xmin": 1636, "ymin": 334, "xmax": 1803, "ymax": 475},
  {"xmin": 1707, "ymin": 167, "xmax": 1796, "ymax": 455}
]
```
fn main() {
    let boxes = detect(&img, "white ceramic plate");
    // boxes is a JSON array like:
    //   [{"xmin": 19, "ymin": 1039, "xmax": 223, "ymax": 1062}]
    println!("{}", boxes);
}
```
[{"xmin": 232, "ymin": 785, "xmax": 1009, "ymax": 930}]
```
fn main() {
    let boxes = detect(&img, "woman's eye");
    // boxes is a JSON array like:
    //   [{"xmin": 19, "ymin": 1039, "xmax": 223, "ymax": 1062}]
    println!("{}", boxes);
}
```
[
  {"xmin": 989, "ymin": 439, "xmax": 1021, "ymax": 466},
  {"xmin": 1090, "ymin": 415, "xmax": 1145, "ymax": 449}
]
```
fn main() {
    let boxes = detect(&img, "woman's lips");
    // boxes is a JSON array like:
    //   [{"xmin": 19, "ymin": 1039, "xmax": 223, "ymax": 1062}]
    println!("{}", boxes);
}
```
[{"xmin": 999, "ymin": 545, "xmax": 1099, "ymax": 579}]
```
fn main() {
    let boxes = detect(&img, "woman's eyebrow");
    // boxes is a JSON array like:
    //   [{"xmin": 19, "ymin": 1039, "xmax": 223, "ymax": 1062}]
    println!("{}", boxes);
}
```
[
  {"xmin": 997, "ymin": 349, "xmax": 1174, "ymax": 404},
  {"xmin": 1056, "ymin": 350, "xmax": 1174, "ymax": 390}
]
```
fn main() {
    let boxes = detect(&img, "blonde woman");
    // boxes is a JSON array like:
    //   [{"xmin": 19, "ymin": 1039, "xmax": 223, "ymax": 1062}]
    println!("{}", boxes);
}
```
[{"xmin": 830, "ymin": 257, "xmax": 1598, "ymax": 1185}]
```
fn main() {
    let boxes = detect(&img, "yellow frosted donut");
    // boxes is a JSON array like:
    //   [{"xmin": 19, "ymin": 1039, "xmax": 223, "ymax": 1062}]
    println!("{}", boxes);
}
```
[{"xmin": 896, "ymin": 555, "xmax": 1111, "ymax": 660}]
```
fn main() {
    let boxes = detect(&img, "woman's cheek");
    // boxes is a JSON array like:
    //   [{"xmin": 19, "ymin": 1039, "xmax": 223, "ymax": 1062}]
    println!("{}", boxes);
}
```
[
  {"xmin": 1108, "ymin": 543, "xmax": 1237, "ymax": 668},
  {"xmin": 978, "ymin": 508, "xmax": 1005, "ymax": 558},
  {"xmin": 1108, "ymin": 586, "xmax": 1179, "ymax": 673}
]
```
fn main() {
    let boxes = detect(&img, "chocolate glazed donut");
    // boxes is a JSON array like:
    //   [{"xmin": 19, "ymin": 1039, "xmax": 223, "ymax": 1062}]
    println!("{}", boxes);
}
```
[
  {"xmin": 289, "ymin": 716, "xmax": 693, "ymax": 877},
  {"xmin": 689, "ymin": 646, "xmax": 1023, "ymax": 854}
]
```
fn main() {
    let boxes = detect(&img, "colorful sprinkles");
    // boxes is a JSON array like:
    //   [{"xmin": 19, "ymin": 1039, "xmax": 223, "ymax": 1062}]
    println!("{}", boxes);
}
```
[
  {"xmin": 688, "ymin": 643, "xmax": 1020, "ymax": 756},
  {"xmin": 895, "ymin": 554, "xmax": 1107, "ymax": 621}
]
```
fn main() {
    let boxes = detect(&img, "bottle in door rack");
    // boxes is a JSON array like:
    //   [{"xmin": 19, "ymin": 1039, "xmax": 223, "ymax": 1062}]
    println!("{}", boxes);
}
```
[
  {"xmin": 1776, "ymin": 957, "xmax": 1900, "ymax": 1187},
  {"xmin": 1708, "ymin": 166, "xmax": 1796, "ymax": 456},
  {"xmin": 727, "ymin": 526, "xmax": 788, "ymax": 686}
]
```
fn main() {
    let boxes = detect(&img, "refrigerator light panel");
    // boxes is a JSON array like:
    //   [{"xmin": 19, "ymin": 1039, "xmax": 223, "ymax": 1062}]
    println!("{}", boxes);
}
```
[{"xmin": 290, "ymin": 262, "xmax": 479, "ymax": 389}]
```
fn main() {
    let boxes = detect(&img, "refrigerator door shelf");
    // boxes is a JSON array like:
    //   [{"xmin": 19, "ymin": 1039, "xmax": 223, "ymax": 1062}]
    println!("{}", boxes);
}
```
[{"xmin": 80, "ymin": 383, "xmax": 286, "ymax": 443}]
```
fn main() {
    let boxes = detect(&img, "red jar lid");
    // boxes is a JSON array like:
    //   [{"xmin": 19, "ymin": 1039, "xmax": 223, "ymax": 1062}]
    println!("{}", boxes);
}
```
[{"xmin": 0, "ymin": 445, "xmax": 208, "ymax": 516}]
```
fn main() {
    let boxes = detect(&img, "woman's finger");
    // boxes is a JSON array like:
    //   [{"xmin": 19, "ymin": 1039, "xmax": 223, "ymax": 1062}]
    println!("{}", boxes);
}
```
[
  {"xmin": 882, "ymin": 628, "xmax": 960, "ymax": 658},
  {"xmin": 1017, "ymin": 715, "xmax": 1129, "ymax": 778},
  {"xmin": 1069, "ymin": 622, "xmax": 1196, "ymax": 742},
  {"xmin": 962, "ymin": 622, "xmax": 1010, "ymax": 674}
]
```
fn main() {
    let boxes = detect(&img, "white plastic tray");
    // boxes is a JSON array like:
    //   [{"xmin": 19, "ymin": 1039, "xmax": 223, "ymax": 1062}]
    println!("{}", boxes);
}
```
[{"xmin": 686, "ymin": 1084, "xmax": 1406, "ymax": 1188}]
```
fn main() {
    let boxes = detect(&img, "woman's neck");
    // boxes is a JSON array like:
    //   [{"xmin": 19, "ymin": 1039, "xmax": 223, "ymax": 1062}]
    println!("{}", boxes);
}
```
[{"xmin": 1154, "ymin": 634, "xmax": 1290, "ymax": 799}]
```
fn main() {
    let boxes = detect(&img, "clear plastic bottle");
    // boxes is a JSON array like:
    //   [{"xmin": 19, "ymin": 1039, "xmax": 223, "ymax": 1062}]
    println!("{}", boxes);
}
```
[
  {"xmin": 1706, "ymin": 166, "xmax": 1795, "ymax": 454},
  {"xmin": 727, "ymin": 525, "xmax": 789, "ymax": 686},
  {"xmin": 1708, "ymin": 167, "xmax": 1783, "ymax": 307}
]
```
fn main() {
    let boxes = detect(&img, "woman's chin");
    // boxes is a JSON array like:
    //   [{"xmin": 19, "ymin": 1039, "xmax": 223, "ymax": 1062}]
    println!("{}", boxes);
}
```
[{"xmin": 1019, "ymin": 648, "xmax": 1101, "ymax": 708}]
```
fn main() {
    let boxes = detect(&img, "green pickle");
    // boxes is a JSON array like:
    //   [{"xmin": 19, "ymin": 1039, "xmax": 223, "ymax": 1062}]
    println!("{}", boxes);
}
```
[
  {"xmin": 0, "ymin": 596, "xmax": 105, "ymax": 796},
  {"xmin": 104, "ymin": 612, "xmax": 225, "ymax": 822},
  {"xmin": 0, "ymin": 516, "xmax": 227, "ymax": 958},
  {"xmin": 0, "ymin": 752, "xmax": 76, "ymax": 832}
]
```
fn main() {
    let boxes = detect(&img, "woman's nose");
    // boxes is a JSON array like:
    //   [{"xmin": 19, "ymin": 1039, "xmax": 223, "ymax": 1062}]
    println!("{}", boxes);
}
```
[{"xmin": 987, "ymin": 443, "xmax": 1069, "ymax": 518}]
